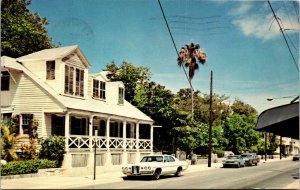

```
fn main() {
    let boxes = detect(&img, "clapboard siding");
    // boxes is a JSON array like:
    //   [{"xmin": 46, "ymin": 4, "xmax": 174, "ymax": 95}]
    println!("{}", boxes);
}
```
[{"xmin": 10, "ymin": 73, "xmax": 63, "ymax": 137}]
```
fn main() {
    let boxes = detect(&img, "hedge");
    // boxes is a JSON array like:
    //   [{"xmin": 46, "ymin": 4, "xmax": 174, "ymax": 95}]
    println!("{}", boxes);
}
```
[{"xmin": 1, "ymin": 159, "xmax": 57, "ymax": 176}]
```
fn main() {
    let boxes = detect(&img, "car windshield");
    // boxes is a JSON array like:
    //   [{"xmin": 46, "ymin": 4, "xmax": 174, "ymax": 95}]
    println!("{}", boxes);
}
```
[
  {"xmin": 140, "ymin": 156, "xmax": 163, "ymax": 162},
  {"xmin": 227, "ymin": 156, "xmax": 239, "ymax": 159}
]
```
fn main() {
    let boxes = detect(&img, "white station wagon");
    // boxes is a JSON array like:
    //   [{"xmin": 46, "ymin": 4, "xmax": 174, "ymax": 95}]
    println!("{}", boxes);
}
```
[{"xmin": 122, "ymin": 155, "xmax": 189, "ymax": 180}]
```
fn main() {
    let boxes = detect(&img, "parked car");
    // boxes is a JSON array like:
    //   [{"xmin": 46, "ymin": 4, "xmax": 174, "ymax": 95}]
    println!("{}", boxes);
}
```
[
  {"xmin": 121, "ymin": 155, "xmax": 189, "ymax": 180},
  {"xmin": 242, "ymin": 153, "xmax": 260, "ymax": 166},
  {"xmin": 222, "ymin": 155, "xmax": 245, "ymax": 168},
  {"xmin": 292, "ymin": 154, "xmax": 299, "ymax": 161}
]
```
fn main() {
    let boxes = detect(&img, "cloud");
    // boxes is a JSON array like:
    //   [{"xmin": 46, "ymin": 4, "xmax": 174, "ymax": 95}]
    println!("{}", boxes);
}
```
[
  {"xmin": 228, "ymin": 3, "xmax": 252, "ymax": 16},
  {"xmin": 230, "ymin": 3, "xmax": 300, "ymax": 41}
]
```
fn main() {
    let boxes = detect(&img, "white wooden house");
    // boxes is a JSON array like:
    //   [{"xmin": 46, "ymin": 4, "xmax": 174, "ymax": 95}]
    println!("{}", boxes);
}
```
[{"xmin": 1, "ymin": 45, "xmax": 157, "ymax": 175}]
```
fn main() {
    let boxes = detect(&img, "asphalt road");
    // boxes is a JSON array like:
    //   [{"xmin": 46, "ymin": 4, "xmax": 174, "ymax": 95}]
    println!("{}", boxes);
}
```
[{"xmin": 78, "ymin": 160, "xmax": 299, "ymax": 189}]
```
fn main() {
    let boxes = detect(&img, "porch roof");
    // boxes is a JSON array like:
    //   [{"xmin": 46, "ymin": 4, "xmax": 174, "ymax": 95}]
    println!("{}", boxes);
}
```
[{"xmin": 61, "ymin": 95, "xmax": 153, "ymax": 123}]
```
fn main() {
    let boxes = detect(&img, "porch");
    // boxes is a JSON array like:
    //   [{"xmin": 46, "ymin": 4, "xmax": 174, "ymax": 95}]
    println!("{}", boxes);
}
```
[{"xmin": 47, "ymin": 111, "xmax": 156, "ymax": 171}]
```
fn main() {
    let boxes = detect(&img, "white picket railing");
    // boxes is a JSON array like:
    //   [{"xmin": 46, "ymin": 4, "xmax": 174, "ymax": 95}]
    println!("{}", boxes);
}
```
[{"xmin": 68, "ymin": 135, "xmax": 152, "ymax": 152}]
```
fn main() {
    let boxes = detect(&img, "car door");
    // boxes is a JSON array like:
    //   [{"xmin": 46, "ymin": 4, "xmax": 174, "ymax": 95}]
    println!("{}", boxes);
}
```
[{"xmin": 168, "ymin": 156, "xmax": 178, "ymax": 173}]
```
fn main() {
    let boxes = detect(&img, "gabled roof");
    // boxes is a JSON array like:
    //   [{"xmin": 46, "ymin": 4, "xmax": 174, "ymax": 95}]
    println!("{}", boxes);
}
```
[
  {"xmin": 17, "ymin": 45, "xmax": 91, "ymax": 68},
  {"xmin": 1, "ymin": 56, "xmax": 153, "ymax": 123}
]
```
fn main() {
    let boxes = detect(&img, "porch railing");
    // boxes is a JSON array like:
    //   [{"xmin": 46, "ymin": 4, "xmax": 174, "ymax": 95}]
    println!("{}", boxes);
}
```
[{"xmin": 67, "ymin": 135, "xmax": 152, "ymax": 152}]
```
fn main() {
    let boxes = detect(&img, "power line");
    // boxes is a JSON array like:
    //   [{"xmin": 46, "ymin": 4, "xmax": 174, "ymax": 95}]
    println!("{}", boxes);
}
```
[
  {"xmin": 267, "ymin": 0, "xmax": 299, "ymax": 72},
  {"xmin": 157, "ymin": 0, "xmax": 193, "ymax": 89}
]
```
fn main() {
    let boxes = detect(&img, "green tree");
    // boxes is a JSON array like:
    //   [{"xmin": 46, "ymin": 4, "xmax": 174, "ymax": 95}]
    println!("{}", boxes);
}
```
[
  {"xmin": 223, "ymin": 114, "xmax": 260, "ymax": 154},
  {"xmin": 1, "ymin": 0, "xmax": 55, "ymax": 57},
  {"xmin": 231, "ymin": 99, "xmax": 258, "ymax": 116},
  {"xmin": 133, "ymin": 81, "xmax": 178, "ymax": 151},
  {"xmin": 106, "ymin": 61, "xmax": 151, "ymax": 103}
]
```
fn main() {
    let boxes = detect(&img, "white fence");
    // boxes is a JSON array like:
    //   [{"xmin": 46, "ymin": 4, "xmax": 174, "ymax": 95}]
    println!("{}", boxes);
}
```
[{"xmin": 68, "ymin": 135, "xmax": 152, "ymax": 152}]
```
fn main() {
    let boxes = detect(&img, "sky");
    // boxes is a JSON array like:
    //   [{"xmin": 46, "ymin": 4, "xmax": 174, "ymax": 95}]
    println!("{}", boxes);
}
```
[{"xmin": 28, "ymin": 0, "xmax": 299, "ymax": 114}]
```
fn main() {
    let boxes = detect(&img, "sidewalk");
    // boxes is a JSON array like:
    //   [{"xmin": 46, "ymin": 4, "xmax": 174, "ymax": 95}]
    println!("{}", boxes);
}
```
[{"xmin": 1, "ymin": 158, "xmax": 298, "ymax": 189}]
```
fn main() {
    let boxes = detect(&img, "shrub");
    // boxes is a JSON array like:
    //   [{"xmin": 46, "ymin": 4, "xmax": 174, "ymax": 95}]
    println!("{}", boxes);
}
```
[
  {"xmin": 19, "ymin": 140, "xmax": 39, "ymax": 160},
  {"xmin": 1, "ymin": 159, "xmax": 57, "ymax": 176},
  {"xmin": 213, "ymin": 149, "xmax": 224, "ymax": 158},
  {"xmin": 38, "ymin": 136, "xmax": 65, "ymax": 167}
]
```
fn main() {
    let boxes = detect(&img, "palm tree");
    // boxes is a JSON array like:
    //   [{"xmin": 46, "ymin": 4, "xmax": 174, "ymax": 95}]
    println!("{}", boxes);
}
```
[
  {"xmin": 177, "ymin": 43, "xmax": 207, "ymax": 80},
  {"xmin": 177, "ymin": 42, "xmax": 207, "ymax": 117}
]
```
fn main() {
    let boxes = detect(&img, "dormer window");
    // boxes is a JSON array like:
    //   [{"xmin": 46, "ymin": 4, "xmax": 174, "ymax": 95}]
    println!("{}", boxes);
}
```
[
  {"xmin": 93, "ymin": 79, "xmax": 106, "ymax": 100},
  {"xmin": 46, "ymin": 61, "xmax": 55, "ymax": 80},
  {"xmin": 118, "ymin": 87, "xmax": 124, "ymax": 105},
  {"xmin": 65, "ymin": 65, "xmax": 84, "ymax": 97}
]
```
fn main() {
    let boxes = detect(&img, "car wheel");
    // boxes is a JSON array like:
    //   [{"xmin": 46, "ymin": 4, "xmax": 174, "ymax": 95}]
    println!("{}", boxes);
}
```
[
  {"xmin": 175, "ymin": 167, "xmax": 182, "ymax": 177},
  {"xmin": 153, "ymin": 169, "xmax": 161, "ymax": 180},
  {"xmin": 255, "ymin": 163, "xmax": 258, "ymax": 166}
]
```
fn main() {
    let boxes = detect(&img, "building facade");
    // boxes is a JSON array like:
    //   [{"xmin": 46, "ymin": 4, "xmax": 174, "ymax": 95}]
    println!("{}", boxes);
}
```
[{"xmin": 1, "ymin": 46, "xmax": 157, "ymax": 175}]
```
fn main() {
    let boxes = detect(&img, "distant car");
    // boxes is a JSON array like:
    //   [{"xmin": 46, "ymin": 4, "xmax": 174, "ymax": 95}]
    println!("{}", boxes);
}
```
[
  {"xmin": 292, "ymin": 154, "xmax": 299, "ymax": 161},
  {"xmin": 122, "ymin": 155, "xmax": 189, "ymax": 180},
  {"xmin": 222, "ymin": 155, "xmax": 245, "ymax": 168},
  {"xmin": 242, "ymin": 153, "xmax": 260, "ymax": 166}
]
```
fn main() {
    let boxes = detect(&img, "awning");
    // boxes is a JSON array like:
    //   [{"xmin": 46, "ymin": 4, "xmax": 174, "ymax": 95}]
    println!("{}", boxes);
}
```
[{"xmin": 255, "ymin": 102, "xmax": 299, "ymax": 139}]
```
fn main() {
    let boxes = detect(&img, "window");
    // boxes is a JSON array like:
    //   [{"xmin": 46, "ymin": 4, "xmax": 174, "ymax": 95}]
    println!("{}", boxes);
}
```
[
  {"xmin": 93, "ymin": 79, "xmax": 106, "ymax": 100},
  {"xmin": 118, "ymin": 87, "xmax": 124, "ymax": 104},
  {"xmin": 93, "ymin": 79, "xmax": 99, "ymax": 98},
  {"xmin": 22, "ymin": 114, "xmax": 33, "ymax": 134},
  {"xmin": 46, "ymin": 61, "xmax": 55, "ymax": 80},
  {"xmin": 75, "ymin": 69, "xmax": 84, "ymax": 97},
  {"xmin": 1, "ymin": 71, "xmax": 10, "ymax": 91},
  {"xmin": 65, "ymin": 65, "xmax": 84, "ymax": 97},
  {"xmin": 100, "ymin": 81, "xmax": 106, "ymax": 99}
]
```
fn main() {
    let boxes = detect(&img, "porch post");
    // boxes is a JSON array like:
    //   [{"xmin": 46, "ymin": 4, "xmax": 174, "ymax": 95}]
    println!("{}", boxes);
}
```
[
  {"xmin": 106, "ymin": 117, "xmax": 110, "ymax": 151},
  {"xmin": 150, "ymin": 125, "xmax": 153, "ymax": 152},
  {"xmin": 65, "ymin": 112, "xmax": 70, "ymax": 152},
  {"xmin": 105, "ymin": 117, "xmax": 112, "ymax": 166},
  {"xmin": 62, "ymin": 112, "xmax": 72, "ymax": 169},
  {"xmin": 122, "ymin": 120, "xmax": 127, "ymax": 164},
  {"xmin": 89, "ymin": 115, "xmax": 94, "ymax": 151},
  {"xmin": 135, "ymin": 122, "xmax": 140, "ymax": 163}
]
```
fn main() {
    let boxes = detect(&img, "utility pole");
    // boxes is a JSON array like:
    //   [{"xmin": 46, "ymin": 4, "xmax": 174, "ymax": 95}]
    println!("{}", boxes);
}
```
[{"xmin": 208, "ymin": 70, "xmax": 213, "ymax": 167}]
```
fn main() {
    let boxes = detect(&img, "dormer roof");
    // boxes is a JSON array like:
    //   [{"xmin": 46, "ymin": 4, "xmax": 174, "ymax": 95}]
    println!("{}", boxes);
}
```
[{"xmin": 17, "ymin": 45, "xmax": 91, "ymax": 68}]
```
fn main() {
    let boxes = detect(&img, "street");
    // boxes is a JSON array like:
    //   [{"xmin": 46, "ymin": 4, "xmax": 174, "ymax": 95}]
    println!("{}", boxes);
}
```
[{"xmin": 78, "ymin": 160, "xmax": 299, "ymax": 189}]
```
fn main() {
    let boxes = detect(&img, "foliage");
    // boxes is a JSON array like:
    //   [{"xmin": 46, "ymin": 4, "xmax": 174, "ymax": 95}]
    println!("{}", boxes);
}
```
[
  {"xmin": 29, "ymin": 119, "xmax": 39, "ymax": 140},
  {"xmin": 231, "ymin": 99, "xmax": 257, "ymax": 116},
  {"xmin": 223, "ymin": 114, "xmax": 260, "ymax": 154},
  {"xmin": 38, "ymin": 136, "xmax": 65, "ymax": 167},
  {"xmin": 105, "ymin": 61, "xmax": 151, "ymax": 103},
  {"xmin": 213, "ymin": 148, "xmax": 224, "ymax": 157},
  {"xmin": 0, "ymin": 124, "xmax": 19, "ymax": 161},
  {"xmin": 1, "ymin": 0, "xmax": 55, "ymax": 57},
  {"xmin": 177, "ymin": 43, "xmax": 207, "ymax": 80},
  {"xmin": 133, "ymin": 81, "xmax": 179, "ymax": 151},
  {"xmin": 173, "ymin": 114, "xmax": 209, "ymax": 153},
  {"xmin": 19, "ymin": 140, "xmax": 38, "ymax": 160},
  {"xmin": 1, "ymin": 159, "xmax": 57, "ymax": 176}
]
